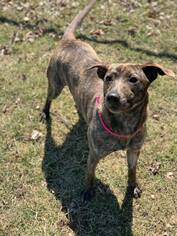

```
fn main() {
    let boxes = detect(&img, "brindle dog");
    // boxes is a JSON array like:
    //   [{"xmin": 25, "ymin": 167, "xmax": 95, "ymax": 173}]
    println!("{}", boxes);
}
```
[{"xmin": 41, "ymin": 0, "xmax": 174, "ymax": 200}]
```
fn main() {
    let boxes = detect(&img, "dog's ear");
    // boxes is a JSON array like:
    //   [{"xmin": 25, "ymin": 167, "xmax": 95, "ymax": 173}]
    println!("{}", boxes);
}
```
[
  {"xmin": 141, "ymin": 63, "xmax": 175, "ymax": 83},
  {"xmin": 87, "ymin": 64, "xmax": 108, "ymax": 80}
]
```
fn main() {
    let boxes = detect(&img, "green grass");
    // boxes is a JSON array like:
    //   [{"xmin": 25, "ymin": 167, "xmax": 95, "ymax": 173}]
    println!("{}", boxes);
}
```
[{"xmin": 0, "ymin": 0, "xmax": 177, "ymax": 235}]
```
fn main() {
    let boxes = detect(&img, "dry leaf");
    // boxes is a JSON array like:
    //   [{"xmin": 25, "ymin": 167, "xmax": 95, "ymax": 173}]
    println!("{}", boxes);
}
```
[
  {"xmin": 71, "ymin": 1, "xmax": 79, "ymax": 8},
  {"xmin": 48, "ymin": 32, "xmax": 57, "ymax": 38},
  {"xmin": 24, "ymin": 31, "xmax": 35, "ymax": 43},
  {"xmin": 16, "ymin": 6, "xmax": 23, "ymax": 11},
  {"xmin": 166, "ymin": 223, "xmax": 172, "ymax": 229},
  {"xmin": 128, "ymin": 28, "xmax": 137, "ymax": 37},
  {"xmin": 90, "ymin": 29, "xmax": 104, "ymax": 36},
  {"xmin": 15, "ymin": 98, "xmax": 20, "ymax": 105},
  {"xmin": 31, "ymin": 130, "xmax": 42, "ymax": 141},
  {"xmin": 12, "ymin": 32, "xmax": 23, "ymax": 43},
  {"xmin": 152, "ymin": 113, "xmax": 160, "ymax": 120},
  {"xmin": 23, "ymin": 16, "xmax": 30, "ymax": 22},
  {"xmin": 99, "ymin": 19, "xmax": 112, "ymax": 26},
  {"xmin": 41, "ymin": 181, "xmax": 47, "ymax": 187},
  {"xmin": 0, "ymin": 46, "xmax": 12, "ymax": 56},
  {"xmin": 166, "ymin": 172, "xmax": 174, "ymax": 180},
  {"xmin": 163, "ymin": 233, "xmax": 169, "ymax": 236},
  {"xmin": 149, "ymin": 162, "xmax": 161, "ymax": 175},
  {"xmin": 20, "ymin": 74, "xmax": 27, "ymax": 81},
  {"xmin": 2, "ymin": 105, "xmax": 7, "ymax": 113},
  {"xmin": 170, "ymin": 215, "xmax": 177, "ymax": 225}
]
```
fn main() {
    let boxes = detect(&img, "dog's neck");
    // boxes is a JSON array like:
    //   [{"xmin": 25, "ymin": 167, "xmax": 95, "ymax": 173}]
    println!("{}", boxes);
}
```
[{"xmin": 101, "ymin": 94, "xmax": 148, "ymax": 136}]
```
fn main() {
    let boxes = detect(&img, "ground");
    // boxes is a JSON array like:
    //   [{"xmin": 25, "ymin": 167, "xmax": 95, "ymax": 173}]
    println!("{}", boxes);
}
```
[{"xmin": 0, "ymin": 0, "xmax": 177, "ymax": 235}]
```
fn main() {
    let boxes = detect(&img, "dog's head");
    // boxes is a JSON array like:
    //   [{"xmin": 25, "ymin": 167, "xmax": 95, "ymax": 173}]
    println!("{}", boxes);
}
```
[{"xmin": 90, "ymin": 63, "xmax": 174, "ymax": 113}]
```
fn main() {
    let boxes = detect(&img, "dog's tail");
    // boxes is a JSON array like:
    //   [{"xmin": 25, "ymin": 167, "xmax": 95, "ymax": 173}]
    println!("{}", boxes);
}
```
[{"xmin": 62, "ymin": 0, "xmax": 97, "ymax": 40}]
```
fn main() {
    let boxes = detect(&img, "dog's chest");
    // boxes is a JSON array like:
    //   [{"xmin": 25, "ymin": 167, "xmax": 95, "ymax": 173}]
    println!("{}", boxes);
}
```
[
  {"xmin": 89, "ymin": 116, "xmax": 130, "ymax": 157},
  {"xmin": 94, "ymin": 129, "xmax": 128, "ymax": 156}
]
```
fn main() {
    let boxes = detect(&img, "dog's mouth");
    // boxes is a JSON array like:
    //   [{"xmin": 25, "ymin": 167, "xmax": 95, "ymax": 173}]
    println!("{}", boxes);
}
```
[
  {"xmin": 105, "ymin": 97, "xmax": 146, "ymax": 113},
  {"xmin": 106, "ymin": 101, "xmax": 131, "ymax": 113},
  {"xmin": 105, "ymin": 94, "xmax": 132, "ymax": 113}
]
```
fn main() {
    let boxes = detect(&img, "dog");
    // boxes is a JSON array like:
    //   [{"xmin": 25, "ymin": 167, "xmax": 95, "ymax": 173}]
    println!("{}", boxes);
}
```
[{"xmin": 41, "ymin": 0, "xmax": 174, "ymax": 200}]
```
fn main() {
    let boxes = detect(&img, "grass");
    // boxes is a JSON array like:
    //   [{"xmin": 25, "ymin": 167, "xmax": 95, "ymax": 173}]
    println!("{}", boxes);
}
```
[{"xmin": 0, "ymin": 0, "xmax": 177, "ymax": 235}]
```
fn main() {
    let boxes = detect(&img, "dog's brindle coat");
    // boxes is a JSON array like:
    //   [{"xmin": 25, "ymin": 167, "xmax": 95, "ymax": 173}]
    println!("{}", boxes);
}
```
[{"xmin": 41, "ymin": 0, "xmax": 174, "ymax": 200}]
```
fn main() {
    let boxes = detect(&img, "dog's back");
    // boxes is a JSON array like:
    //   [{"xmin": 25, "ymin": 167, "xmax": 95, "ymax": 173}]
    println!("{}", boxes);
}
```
[
  {"xmin": 48, "ymin": 37, "xmax": 102, "ymax": 122},
  {"xmin": 42, "ymin": 0, "xmax": 101, "ymax": 122}
]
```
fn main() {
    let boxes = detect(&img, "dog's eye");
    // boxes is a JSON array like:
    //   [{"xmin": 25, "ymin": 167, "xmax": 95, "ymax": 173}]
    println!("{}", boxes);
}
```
[
  {"xmin": 129, "ymin": 76, "xmax": 138, "ymax": 84},
  {"xmin": 105, "ymin": 75, "xmax": 113, "ymax": 82}
]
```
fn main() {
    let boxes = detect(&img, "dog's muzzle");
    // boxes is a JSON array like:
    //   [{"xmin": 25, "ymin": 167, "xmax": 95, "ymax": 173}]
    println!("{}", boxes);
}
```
[{"xmin": 106, "ymin": 92, "xmax": 129, "ymax": 112}]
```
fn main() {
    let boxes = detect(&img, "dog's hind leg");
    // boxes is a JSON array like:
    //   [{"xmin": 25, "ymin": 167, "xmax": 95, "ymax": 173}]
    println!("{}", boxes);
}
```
[
  {"xmin": 83, "ymin": 152, "xmax": 99, "ymax": 201},
  {"xmin": 41, "ymin": 63, "xmax": 65, "ymax": 121}
]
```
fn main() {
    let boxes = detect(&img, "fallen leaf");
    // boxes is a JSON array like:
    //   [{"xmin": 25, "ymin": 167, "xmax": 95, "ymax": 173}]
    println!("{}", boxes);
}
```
[
  {"xmin": 15, "ymin": 98, "xmax": 20, "ymax": 105},
  {"xmin": 170, "ymin": 215, "xmax": 177, "ymax": 225},
  {"xmin": 23, "ymin": 16, "xmax": 30, "ymax": 22},
  {"xmin": 68, "ymin": 233, "xmax": 74, "ymax": 236},
  {"xmin": 11, "ymin": 32, "xmax": 23, "ymax": 43},
  {"xmin": 147, "ymin": 29, "xmax": 161, "ymax": 37},
  {"xmin": 99, "ymin": 19, "xmax": 112, "ymax": 26},
  {"xmin": 166, "ymin": 223, "xmax": 172, "ymax": 229},
  {"xmin": 149, "ymin": 162, "xmax": 161, "ymax": 175},
  {"xmin": 0, "ymin": 46, "xmax": 12, "ymax": 56},
  {"xmin": 24, "ymin": 31, "xmax": 35, "ymax": 43},
  {"xmin": 90, "ymin": 29, "xmax": 104, "ymax": 36},
  {"xmin": 71, "ymin": 1, "xmax": 79, "ymax": 8},
  {"xmin": 21, "ymin": 2, "xmax": 30, "ymax": 9},
  {"xmin": 166, "ymin": 172, "xmax": 174, "ymax": 180},
  {"xmin": 31, "ymin": 130, "xmax": 42, "ymax": 141},
  {"xmin": 152, "ymin": 113, "xmax": 160, "ymax": 120},
  {"xmin": 45, "ymin": 31, "xmax": 56, "ymax": 38},
  {"xmin": 20, "ymin": 74, "xmax": 27, "ymax": 81},
  {"xmin": 41, "ymin": 181, "xmax": 47, "ymax": 187},
  {"xmin": 128, "ymin": 28, "xmax": 137, "ymax": 37},
  {"xmin": 163, "ymin": 232, "xmax": 169, "ymax": 236},
  {"xmin": 2, "ymin": 105, "xmax": 7, "ymax": 113},
  {"xmin": 16, "ymin": 6, "xmax": 23, "ymax": 11},
  {"xmin": 148, "ymin": 10, "xmax": 158, "ymax": 19},
  {"xmin": 89, "ymin": 16, "xmax": 95, "ymax": 21}
]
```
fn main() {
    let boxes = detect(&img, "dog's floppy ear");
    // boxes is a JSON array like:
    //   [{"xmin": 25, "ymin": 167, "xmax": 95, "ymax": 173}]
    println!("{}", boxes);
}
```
[
  {"xmin": 141, "ymin": 63, "xmax": 175, "ymax": 83},
  {"xmin": 87, "ymin": 64, "xmax": 108, "ymax": 80}
]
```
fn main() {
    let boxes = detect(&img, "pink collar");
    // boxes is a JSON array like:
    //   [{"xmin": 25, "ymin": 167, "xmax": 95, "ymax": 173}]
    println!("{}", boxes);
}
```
[{"xmin": 96, "ymin": 96, "xmax": 144, "ymax": 140}]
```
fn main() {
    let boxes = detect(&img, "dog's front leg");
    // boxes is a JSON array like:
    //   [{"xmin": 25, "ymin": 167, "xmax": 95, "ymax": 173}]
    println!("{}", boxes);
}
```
[
  {"xmin": 127, "ymin": 149, "xmax": 142, "ymax": 198},
  {"xmin": 83, "ymin": 152, "xmax": 99, "ymax": 201}
]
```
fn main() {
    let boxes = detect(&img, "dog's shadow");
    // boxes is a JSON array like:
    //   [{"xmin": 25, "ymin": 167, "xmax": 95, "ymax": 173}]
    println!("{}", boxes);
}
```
[{"xmin": 42, "ymin": 118, "xmax": 134, "ymax": 236}]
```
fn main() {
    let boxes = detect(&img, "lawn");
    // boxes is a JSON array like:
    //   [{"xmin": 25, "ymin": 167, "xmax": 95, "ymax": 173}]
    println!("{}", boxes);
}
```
[{"xmin": 0, "ymin": 0, "xmax": 177, "ymax": 235}]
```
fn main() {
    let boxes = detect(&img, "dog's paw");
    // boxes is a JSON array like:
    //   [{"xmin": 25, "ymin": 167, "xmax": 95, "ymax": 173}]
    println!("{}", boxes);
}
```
[
  {"xmin": 82, "ymin": 188, "xmax": 95, "ymax": 202},
  {"xmin": 40, "ymin": 111, "xmax": 50, "ymax": 123},
  {"xmin": 133, "ymin": 186, "xmax": 142, "ymax": 199}
]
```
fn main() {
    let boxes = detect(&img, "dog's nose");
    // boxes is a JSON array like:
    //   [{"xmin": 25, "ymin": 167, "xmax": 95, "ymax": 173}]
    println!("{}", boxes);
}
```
[{"xmin": 106, "ymin": 92, "xmax": 120, "ymax": 105}]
